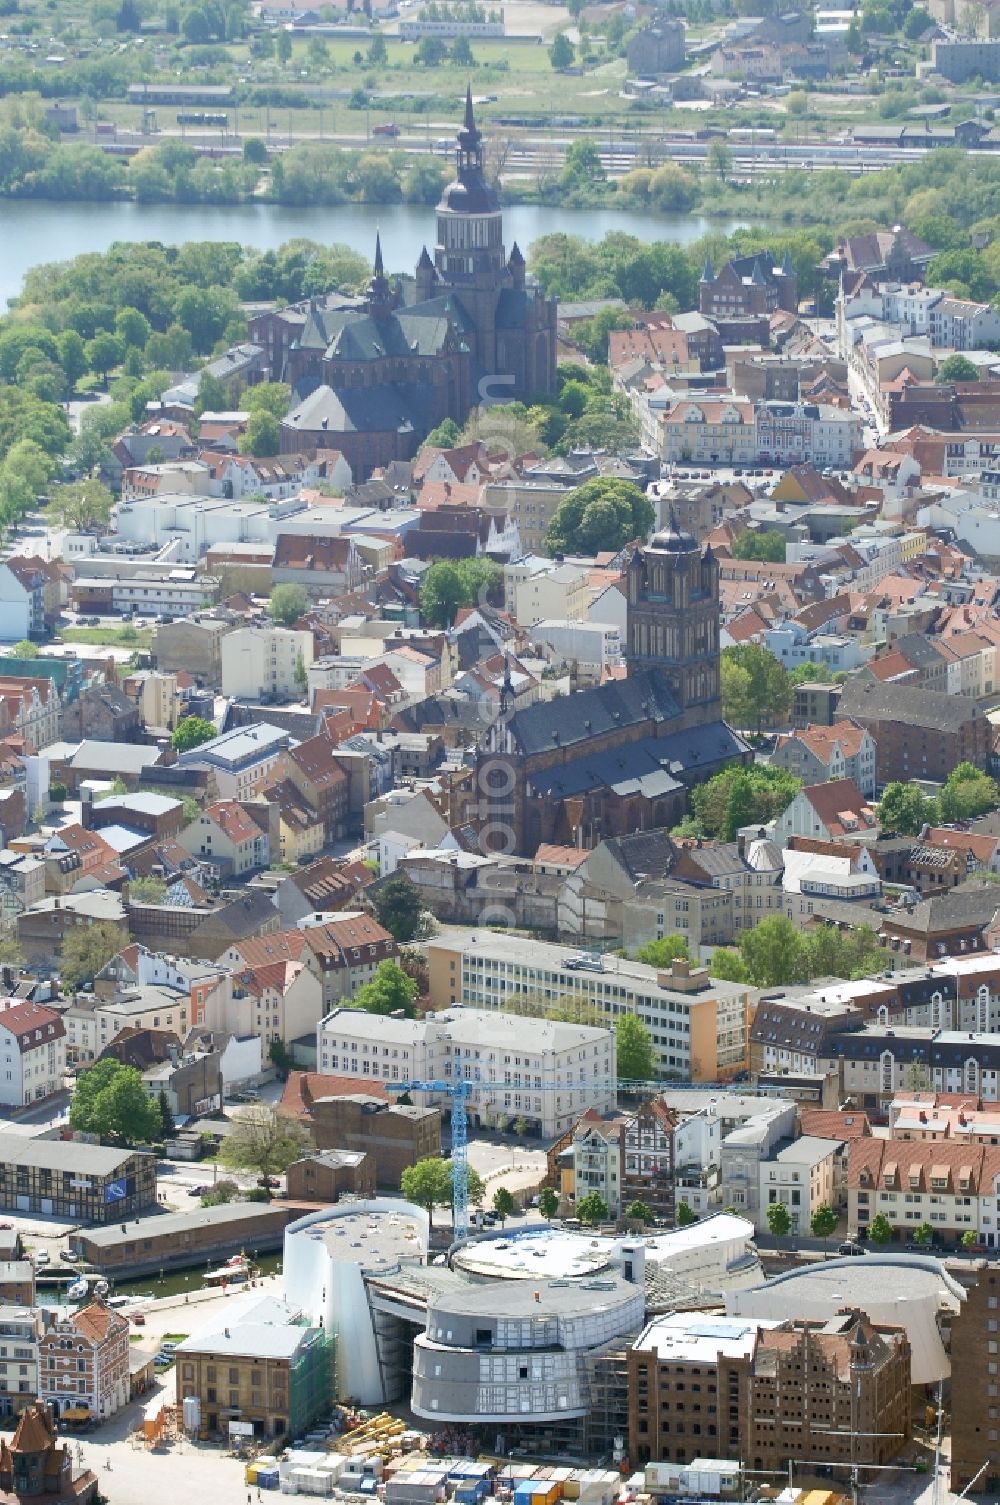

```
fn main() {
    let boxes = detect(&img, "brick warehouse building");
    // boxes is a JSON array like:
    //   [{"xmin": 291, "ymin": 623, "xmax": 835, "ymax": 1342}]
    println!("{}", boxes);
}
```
[
  {"xmin": 270, "ymin": 89, "xmax": 557, "ymax": 480},
  {"xmin": 628, "ymin": 1309, "xmax": 910, "ymax": 1471},
  {"xmin": 471, "ymin": 521, "xmax": 748, "ymax": 854},
  {"xmin": 952, "ymin": 1263, "xmax": 1000, "ymax": 1493}
]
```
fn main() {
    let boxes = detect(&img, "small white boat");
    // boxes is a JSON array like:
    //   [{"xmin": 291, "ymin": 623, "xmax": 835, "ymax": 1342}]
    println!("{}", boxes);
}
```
[
  {"xmin": 66, "ymin": 1278, "xmax": 88, "ymax": 1301},
  {"xmin": 203, "ymin": 1254, "xmax": 250, "ymax": 1286}
]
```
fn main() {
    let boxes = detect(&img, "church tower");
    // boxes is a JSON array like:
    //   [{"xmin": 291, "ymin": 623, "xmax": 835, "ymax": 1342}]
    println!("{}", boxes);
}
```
[
  {"xmin": 625, "ymin": 516, "xmax": 721, "ymax": 725},
  {"xmin": 433, "ymin": 85, "xmax": 505, "ymax": 375}
]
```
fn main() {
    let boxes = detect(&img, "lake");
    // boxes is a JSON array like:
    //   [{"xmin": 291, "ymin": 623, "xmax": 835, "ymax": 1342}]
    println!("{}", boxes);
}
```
[{"xmin": 0, "ymin": 199, "xmax": 744, "ymax": 308}]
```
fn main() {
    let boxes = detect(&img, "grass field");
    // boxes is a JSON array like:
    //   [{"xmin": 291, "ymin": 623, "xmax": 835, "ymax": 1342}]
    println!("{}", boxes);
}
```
[{"xmin": 61, "ymin": 626, "xmax": 153, "ymax": 649}]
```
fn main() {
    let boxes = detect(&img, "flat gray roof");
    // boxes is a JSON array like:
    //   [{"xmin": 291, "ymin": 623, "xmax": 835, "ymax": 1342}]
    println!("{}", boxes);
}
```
[{"xmin": 79, "ymin": 1201, "xmax": 284, "ymax": 1248}]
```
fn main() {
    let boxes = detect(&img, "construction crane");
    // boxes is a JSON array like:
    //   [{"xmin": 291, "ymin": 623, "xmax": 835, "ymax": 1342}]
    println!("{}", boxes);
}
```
[
  {"xmin": 387, "ymin": 1074, "xmax": 682, "ymax": 1245},
  {"xmin": 387, "ymin": 1078, "xmax": 472, "ymax": 1241}
]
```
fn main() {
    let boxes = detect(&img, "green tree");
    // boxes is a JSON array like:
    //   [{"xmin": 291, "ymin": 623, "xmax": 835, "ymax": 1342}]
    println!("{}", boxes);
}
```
[
  {"xmin": 10, "ymin": 641, "xmax": 37, "ymax": 659},
  {"xmin": 810, "ymin": 1203, "xmax": 838, "ymax": 1244},
  {"xmin": 352, "ymin": 959, "xmax": 419, "ymax": 1018},
  {"xmin": 636, "ymin": 935, "xmax": 690, "ymax": 967},
  {"xmin": 218, "ymin": 1105, "xmax": 310, "ymax": 1194},
  {"xmin": 170, "ymin": 715, "xmax": 217, "ymax": 753},
  {"xmin": 625, "ymin": 1199, "xmax": 654, "ymax": 1225},
  {"xmin": 690, "ymin": 764, "xmax": 800, "ymax": 841},
  {"xmin": 423, "ymin": 418, "xmax": 461, "ymax": 448},
  {"xmin": 243, "ymin": 410, "xmax": 281, "ymax": 457},
  {"xmin": 732, "ymin": 529, "xmax": 786, "ymax": 562},
  {"xmin": 492, "ymin": 1186, "xmax": 516, "ymax": 1225},
  {"xmin": 194, "ymin": 369, "xmax": 227, "ymax": 415},
  {"xmin": 56, "ymin": 329, "xmax": 88, "ymax": 390},
  {"xmin": 961, "ymin": 1229, "xmax": 978, "ymax": 1250},
  {"xmin": 740, "ymin": 916, "xmax": 811, "ymax": 987},
  {"xmin": 937, "ymin": 353, "xmax": 980, "ymax": 384},
  {"xmin": 245, "ymin": 381, "xmax": 291, "ymax": 420},
  {"xmin": 706, "ymin": 138, "xmax": 731, "ymax": 181},
  {"xmin": 877, "ymin": 781, "xmax": 936, "ymax": 836},
  {"xmin": 420, "ymin": 558, "xmax": 501, "ymax": 628},
  {"xmin": 367, "ymin": 31, "xmax": 388, "ymax": 64},
  {"xmin": 549, "ymin": 30, "xmax": 574, "ymax": 68},
  {"xmin": 616, "ymin": 1014, "xmax": 655, "ymax": 1081},
  {"xmin": 59, "ymin": 921, "xmax": 128, "ymax": 992},
  {"xmin": 720, "ymin": 645, "xmax": 792, "ymax": 730},
  {"xmin": 158, "ymin": 1087, "xmax": 175, "ymax": 1139},
  {"xmin": 50, "ymin": 479, "xmax": 114, "ymax": 532},
  {"xmin": 538, "ymin": 1186, "xmax": 559, "ymax": 1220},
  {"xmin": 451, "ymin": 35, "xmax": 474, "ymax": 64},
  {"xmin": 577, "ymin": 1191, "xmax": 609, "ymax": 1226},
  {"xmin": 766, "ymin": 1201, "xmax": 792, "ymax": 1238},
  {"xmin": 546, "ymin": 478, "xmax": 654, "ymax": 556},
  {"xmin": 244, "ymin": 138, "xmax": 269, "ymax": 166},
  {"xmin": 85, "ymin": 331, "xmax": 125, "ymax": 386},
  {"xmin": 269, "ymin": 583, "xmax": 309, "ymax": 626},
  {"xmin": 373, "ymin": 873, "xmax": 423, "ymax": 942},
  {"xmin": 128, "ymin": 877, "xmax": 168, "ymax": 903},
  {"xmin": 268, "ymin": 1038, "xmax": 293, "ymax": 1078},
  {"xmin": 276, "ymin": 28, "xmax": 292, "ymax": 63},
  {"xmin": 676, "ymin": 1199, "xmax": 697, "ymax": 1227},
  {"xmin": 415, "ymin": 35, "xmax": 447, "ymax": 63},
  {"xmin": 913, "ymin": 1221, "xmax": 934, "ymax": 1248},
  {"xmin": 70, "ymin": 1059, "xmax": 162, "ymax": 1145},
  {"xmin": 710, "ymin": 948, "xmax": 751, "ymax": 983},
  {"xmin": 115, "ymin": 306, "xmax": 151, "ymax": 351},
  {"xmin": 868, "ymin": 1211, "xmax": 893, "ymax": 1244},
  {"xmin": 903, "ymin": 5, "xmax": 931, "ymax": 34},
  {"xmin": 939, "ymin": 761, "xmax": 999, "ymax": 821},
  {"xmin": 401, "ymin": 1156, "xmax": 464, "ymax": 1228}
]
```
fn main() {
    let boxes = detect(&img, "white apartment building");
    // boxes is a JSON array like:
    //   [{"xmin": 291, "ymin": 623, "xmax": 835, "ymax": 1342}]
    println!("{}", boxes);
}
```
[
  {"xmin": 317, "ymin": 1004, "xmax": 617, "ymax": 1139},
  {"xmin": 513, "ymin": 563, "xmax": 590, "ymax": 627},
  {"xmin": 0, "ymin": 1003, "xmax": 65, "ymax": 1108},
  {"xmin": 760, "ymin": 1135, "xmax": 837, "ymax": 1236},
  {"xmin": 0, "ymin": 1307, "xmax": 43, "ymax": 1415},
  {"xmin": 220, "ymin": 625, "xmax": 315, "ymax": 701},
  {"xmin": 63, "ymin": 986, "xmax": 194, "ymax": 1065},
  {"xmin": 426, "ymin": 934, "xmax": 754, "ymax": 1082},
  {"xmin": 175, "ymin": 722, "xmax": 288, "ymax": 800},
  {"xmin": 754, "ymin": 401, "xmax": 862, "ymax": 468},
  {"xmin": 529, "ymin": 619, "xmax": 622, "ymax": 681}
]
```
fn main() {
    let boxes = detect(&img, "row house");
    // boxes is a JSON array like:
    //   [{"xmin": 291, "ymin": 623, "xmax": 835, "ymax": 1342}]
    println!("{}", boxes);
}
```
[
  {"xmin": 39, "ymin": 1302, "xmax": 130, "ymax": 1423},
  {"xmin": 0, "ymin": 679, "xmax": 60, "ymax": 753},
  {"xmin": 0, "ymin": 1307, "xmax": 43, "ymax": 1418},
  {"xmin": 178, "ymin": 800, "xmax": 270, "ymax": 880},
  {"xmin": 847, "ymin": 1134, "xmax": 1000, "ymax": 1244},
  {"xmin": 224, "ymin": 913, "xmax": 396, "ymax": 1013},
  {"xmin": 0, "ymin": 1002, "xmax": 65, "ymax": 1109},
  {"xmin": 928, "ymin": 296, "xmax": 1000, "ymax": 350}
]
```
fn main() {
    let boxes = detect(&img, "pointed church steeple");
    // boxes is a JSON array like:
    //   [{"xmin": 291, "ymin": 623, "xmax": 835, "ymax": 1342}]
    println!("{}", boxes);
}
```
[
  {"xmin": 367, "ymin": 229, "xmax": 392, "ymax": 320},
  {"xmin": 463, "ymin": 81, "xmax": 479, "ymax": 141}
]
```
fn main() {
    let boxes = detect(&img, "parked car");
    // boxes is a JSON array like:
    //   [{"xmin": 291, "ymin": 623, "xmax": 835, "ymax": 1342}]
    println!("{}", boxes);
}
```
[
  {"xmin": 257, "ymin": 1176, "xmax": 280, "ymax": 1189},
  {"xmin": 837, "ymin": 1240, "xmax": 866, "ymax": 1256},
  {"xmin": 34, "ymin": 1250, "xmax": 50, "ymax": 1266},
  {"xmin": 130, "ymin": 1313, "xmax": 145, "ymax": 1326}
]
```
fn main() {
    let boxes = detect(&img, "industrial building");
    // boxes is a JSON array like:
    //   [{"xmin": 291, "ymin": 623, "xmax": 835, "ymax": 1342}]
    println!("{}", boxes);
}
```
[
  {"xmin": 281, "ymin": 1204, "xmax": 761, "ymax": 1454},
  {"xmin": 0, "ymin": 1136, "xmax": 155, "ymax": 1223}
]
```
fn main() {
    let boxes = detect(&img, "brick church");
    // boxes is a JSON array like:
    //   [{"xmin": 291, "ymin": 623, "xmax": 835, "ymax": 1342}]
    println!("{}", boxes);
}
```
[
  {"xmin": 278, "ymin": 89, "xmax": 558, "ymax": 478},
  {"xmin": 473, "ymin": 521, "xmax": 749, "ymax": 855}
]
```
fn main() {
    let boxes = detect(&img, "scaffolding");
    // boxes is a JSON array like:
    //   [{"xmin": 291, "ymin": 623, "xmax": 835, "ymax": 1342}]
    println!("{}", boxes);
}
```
[{"xmin": 288, "ymin": 1327, "xmax": 335, "ymax": 1438}]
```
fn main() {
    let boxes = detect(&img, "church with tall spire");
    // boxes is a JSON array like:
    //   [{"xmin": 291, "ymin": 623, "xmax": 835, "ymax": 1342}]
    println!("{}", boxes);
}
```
[{"xmin": 275, "ymin": 90, "xmax": 557, "ymax": 478}]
